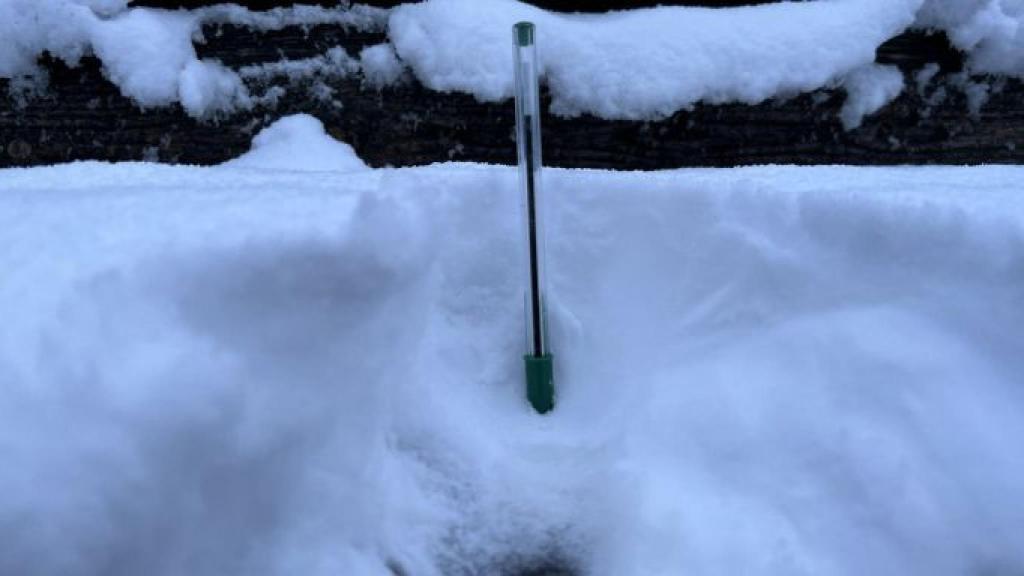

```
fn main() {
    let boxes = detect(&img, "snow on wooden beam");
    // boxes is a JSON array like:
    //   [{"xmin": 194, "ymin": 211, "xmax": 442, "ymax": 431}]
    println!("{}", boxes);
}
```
[{"xmin": 1, "ymin": 22, "xmax": 1022, "ymax": 169}]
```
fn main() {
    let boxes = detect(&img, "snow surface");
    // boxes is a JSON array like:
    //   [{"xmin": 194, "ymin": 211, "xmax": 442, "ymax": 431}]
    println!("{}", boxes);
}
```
[
  {"xmin": 3, "ymin": 0, "xmax": 1024, "ymax": 122},
  {"xmin": 2, "ymin": 116, "xmax": 1024, "ymax": 575}
]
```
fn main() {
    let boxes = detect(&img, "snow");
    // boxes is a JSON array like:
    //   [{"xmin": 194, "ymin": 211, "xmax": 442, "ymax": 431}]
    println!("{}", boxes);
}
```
[
  {"xmin": 91, "ymin": 9, "xmax": 202, "ymax": 108},
  {"xmin": 0, "ymin": 0, "xmax": 94, "ymax": 78},
  {"xmin": 194, "ymin": 3, "xmax": 389, "ymax": 33},
  {"xmin": 2, "ymin": 118, "xmax": 1024, "ymax": 575},
  {"xmin": 239, "ymin": 46, "xmax": 359, "ymax": 83},
  {"xmin": 962, "ymin": 74, "xmax": 992, "ymax": 115},
  {"xmin": 915, "ymin": 62, "xmax": 942, "ymax": 96},
  {"xmin": 388, "ymin": 0, "xmax": 921, "ymax": 119},
  {"xmin": 71, "ymin": 0, "xmax": 128, "ymax": 18},
  {"xmin": 383, "ymin": 0, "xmax": 1024, "ymax": 120},
  {"xmin": 360, "ymin": 43, "xmax": 406, "ymax": 88},
  {"xmin": 840, "ymin": 64, "xmax": 905, "ymax": 130},
  {"xmin": 4, "ymin": 0, "xmax": 1024, "ymax": 123},
  {"xmin": 223, "ymin": 114, "xmax": 369, "ymax": 172},
  {"xmin": 0, "ymin": 1, "xmax": 382, "ymax": 118},
  {"xmin": 179, "ymin": 59, "xmax": 252, "ymax": 117},
  {"xmin": 0, "ymin": 2, "xmax": 230, "ymax": 116},
  {"xmin": 916, "ymin": 0, "xmax": 1024, "ymax": 77}
]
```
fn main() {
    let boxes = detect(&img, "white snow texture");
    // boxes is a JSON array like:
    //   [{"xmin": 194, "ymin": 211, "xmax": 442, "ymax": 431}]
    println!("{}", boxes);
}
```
[
  {"xmin": 2, "ymin": 116, "xmax": 1024, "ymax": 575},
  {"xmin": 3, "ymin": 0, "xmax": 1024, "ymax": 120}
]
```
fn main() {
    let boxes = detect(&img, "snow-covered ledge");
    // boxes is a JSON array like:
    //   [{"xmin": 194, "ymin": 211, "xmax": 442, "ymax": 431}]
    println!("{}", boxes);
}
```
[{"xmin": 4, "ymin": 0, "xmax": 1024, "ymax": 119}]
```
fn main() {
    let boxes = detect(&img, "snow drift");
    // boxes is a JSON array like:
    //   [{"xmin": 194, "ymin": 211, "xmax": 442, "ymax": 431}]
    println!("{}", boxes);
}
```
[{"xmin": 1, "ymin": 117, "xmax": 1023, "ymax": 575}]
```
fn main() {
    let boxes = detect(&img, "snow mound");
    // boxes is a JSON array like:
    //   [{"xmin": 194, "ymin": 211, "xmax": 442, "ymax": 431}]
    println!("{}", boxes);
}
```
[
  {"xmin": 224, "ymin": 114, "xmax": 369, "ymax": 172},
  {"xmin": 2, "ymin": 148, "xmax": 1024, "ymax": 575}
]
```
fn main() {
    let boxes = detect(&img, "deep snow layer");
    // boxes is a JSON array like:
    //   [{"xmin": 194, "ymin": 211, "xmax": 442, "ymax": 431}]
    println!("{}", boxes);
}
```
[
  {"xmin": 3, "ymin": 0, "xmax": 1024, "ymax": 121},
  {"xmin": 2, "ymin": 118, "xmax": 1024, "ymax": 575}
]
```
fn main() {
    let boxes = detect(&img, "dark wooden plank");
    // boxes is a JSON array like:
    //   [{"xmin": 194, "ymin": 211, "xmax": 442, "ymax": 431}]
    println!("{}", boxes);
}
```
[
  {"xmin": 876, "ymin": 31, "xmax": 964, "ymax": 73},
  {"xmin": 198, "ymin": 24, "xmax": 387, "ymax": 67}
]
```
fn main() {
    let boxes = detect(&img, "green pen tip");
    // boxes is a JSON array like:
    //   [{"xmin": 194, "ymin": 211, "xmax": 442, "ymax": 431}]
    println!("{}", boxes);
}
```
[{"xmin": 515, "ymin": 22, "xmax": 535, "ymax": 47}]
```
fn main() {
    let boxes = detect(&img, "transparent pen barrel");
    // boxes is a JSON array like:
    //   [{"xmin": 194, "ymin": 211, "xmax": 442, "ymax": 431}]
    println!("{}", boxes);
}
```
[{"xmin": 514, "ymin": 24, "xmax": 548, "ymax": 358}]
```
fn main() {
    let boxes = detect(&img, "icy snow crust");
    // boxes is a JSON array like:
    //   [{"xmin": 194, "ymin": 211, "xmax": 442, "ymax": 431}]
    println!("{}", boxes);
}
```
[
  {"xmin": 3, "ymin": 0, "xmax": 1024, "ymax": 120},
  {"xmin": 2, "ymin": 118, "xmax": 1024, "ymax": 575}
]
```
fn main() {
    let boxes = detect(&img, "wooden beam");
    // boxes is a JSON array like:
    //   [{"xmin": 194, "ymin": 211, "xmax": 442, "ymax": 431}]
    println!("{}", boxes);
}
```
[{"xmin": 2, "ymin": 25, "xmax": 1022, "ymax": 169}]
